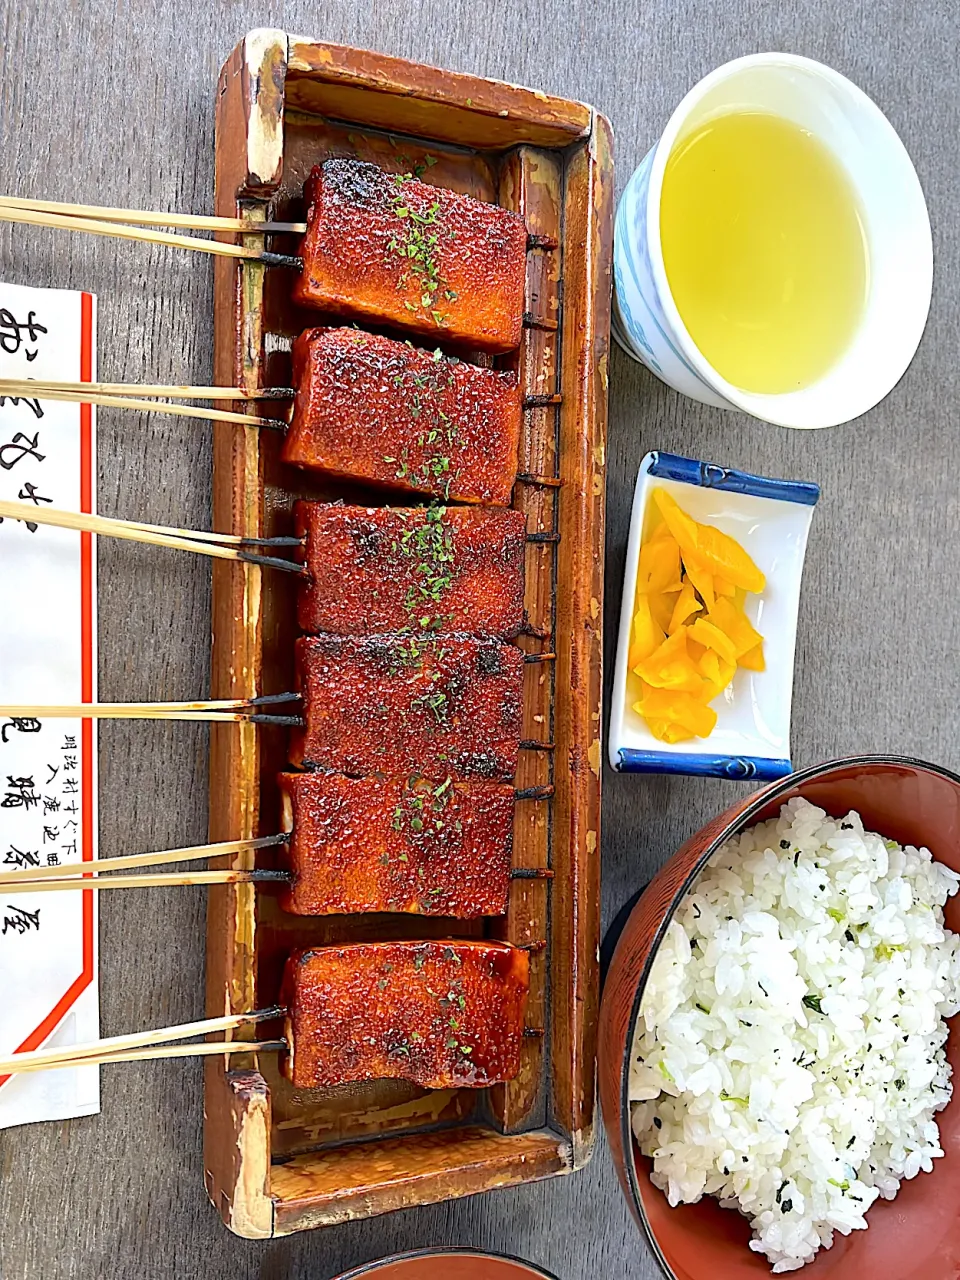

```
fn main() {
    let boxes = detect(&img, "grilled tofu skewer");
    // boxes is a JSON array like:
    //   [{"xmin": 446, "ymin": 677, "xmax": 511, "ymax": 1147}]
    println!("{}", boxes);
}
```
[
  {"xmin": 279, "ymin": 772, "xmax": 551, "ymax": 918},
  {"xmin": 283, "ymin": 328, "xmax": 522, "ymax": 505},
  {"xmin": 0, "ymin": 939, "xmax": 536, "ymax": 1091},
  {"xmin": 281, "ymin": 940, "xmax": 530, "ymax": 1089},
  {"xmin": 294, "ymin": 160, "xmax": 528, "ymax": 353},
  {"xmin": 291, "ymin": 634, "xmax": 524, "ymax": 780},
  {"xmin": 295, "ymin": 502, "xmax": 527, "ymax": 639}
]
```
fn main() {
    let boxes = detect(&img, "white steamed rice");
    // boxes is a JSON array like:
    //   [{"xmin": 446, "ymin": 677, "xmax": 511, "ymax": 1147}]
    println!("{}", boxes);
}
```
[{"xmin": 629, "ymin": 797, "xmax": 960, "ymax": 1272}]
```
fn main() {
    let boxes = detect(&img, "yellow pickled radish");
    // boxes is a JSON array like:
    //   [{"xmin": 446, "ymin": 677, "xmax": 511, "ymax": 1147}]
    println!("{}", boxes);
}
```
[
  {"xmin": 708, "ymin": 595, "xmax": 763, "ymax": 659},
  {"xmin": 652, "ymin": 487, "xmax": 700, "ymax": 551},
  {"xmin": 652, "ymin": 485, "xmax": 765, "ymax": 592},
  {"xmin": 668, "ymin": 580, "xmax": 702, "ymax": 633},
  {"xmin": 689, "ymin": 617, "xmax": 739, "ymax": 666},
  {"xmin": 739, "ymin": 642, "xmax": 766, "ymax": 672},
  {"xmin": 698, "ymin": 649, "xmax": 737, "ymax": 698},
  {"xmin": 690, "ymin": 522, "xmax": 765, "ymax": 593},
  {"xmin": 680, "ymin": 549, "xmax": 715, "ymax": 611},
  {"xmin": 631, "ymin": 487, "xmax": 766, "ymax": 744},
  {"xmin": 634, "ymin": 685, "xmax": 718, "ymax": 738},
  {"xmin": 648, "ymin": 590, "xmax": 677, "ymax": 634},
  {"xmin": 636, "ymin": 628, "xmax": 705, "ymax": 695},
  {"xmin": 628, "ymin": 595, "xmax": 665, "ymax": 670},
  {"xmin": 642, "ymin": 716, "xmax": 693, "ymax": 744},
  {"xmin": 637, "ymin": 535, "xmax": 683, "ymax": 594},
  {"xmin": 699, "ymin": 649, "xmax": 721, "ymax": 684}
]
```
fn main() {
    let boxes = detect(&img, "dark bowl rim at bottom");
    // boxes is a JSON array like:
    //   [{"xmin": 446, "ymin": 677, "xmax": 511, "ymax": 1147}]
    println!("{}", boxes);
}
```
[
  {"xmin": 332, "ymin": 1246, "xmax": 561, "ymax": 1279},
  {"xmin": 616, "ymin": 752, "xmax": 960, "ymax": 1280}
]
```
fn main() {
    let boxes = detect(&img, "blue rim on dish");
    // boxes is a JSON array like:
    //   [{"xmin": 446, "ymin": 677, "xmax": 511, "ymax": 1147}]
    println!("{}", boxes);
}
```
[
  {"xmin": 332, "ymin": 1248, "xmax": 561, "ymax": 1279},
  {"xmin": 616, "ymin": 749, "xmax": 792, "ymax": 780},
  {"xmin": 646, "ymin": 451, "xmax": 820, "ymax": 506}
]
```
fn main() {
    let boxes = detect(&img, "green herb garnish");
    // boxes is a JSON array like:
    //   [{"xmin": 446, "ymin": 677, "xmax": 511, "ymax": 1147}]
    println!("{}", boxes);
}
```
[{"xmin": 387, "ymin": 175, "xmax": 449, "ymax": 328}]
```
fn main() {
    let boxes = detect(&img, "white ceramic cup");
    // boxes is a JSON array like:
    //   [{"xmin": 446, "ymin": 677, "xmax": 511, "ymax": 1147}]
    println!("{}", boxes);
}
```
[{"xmin": 612, "ymin": 53, "xmax": 933, "ymax": 428}]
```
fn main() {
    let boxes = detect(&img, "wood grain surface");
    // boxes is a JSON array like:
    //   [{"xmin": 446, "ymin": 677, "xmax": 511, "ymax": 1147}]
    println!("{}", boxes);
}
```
[{"xmin": 0, "ymin": 2, "xmax": 958, "ymax": 1278}]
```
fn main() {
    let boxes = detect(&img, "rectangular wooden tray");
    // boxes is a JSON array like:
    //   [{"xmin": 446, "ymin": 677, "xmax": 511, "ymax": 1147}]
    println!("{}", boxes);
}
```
[{"xmin": 204, "ymin": 29, "xmax": 612, "ymax": 1238}]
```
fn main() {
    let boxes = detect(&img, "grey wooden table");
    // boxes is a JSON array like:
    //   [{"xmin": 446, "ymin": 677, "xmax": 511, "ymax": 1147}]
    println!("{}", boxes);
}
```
[{"xmin": 0, "ymin": 1, "xmax": 958, "ymax": 1277}]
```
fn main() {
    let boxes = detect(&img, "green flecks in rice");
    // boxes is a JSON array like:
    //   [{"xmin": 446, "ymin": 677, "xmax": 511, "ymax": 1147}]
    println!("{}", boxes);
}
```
[{"xmin": 628, "ymin": 797, "xmax": 960, "ymax": 1273}]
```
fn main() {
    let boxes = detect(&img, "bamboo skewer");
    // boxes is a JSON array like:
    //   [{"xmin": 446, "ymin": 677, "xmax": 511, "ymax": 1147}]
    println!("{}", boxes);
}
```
[
  {"xmin": 1, "ymin": 869, "xmax": 290, "ymax": 894},
  {"xmin": 0, "ymin": 696, "xmax": 300, "ymax": 725},
  {"xmin": 0, "ymin": 379, "xmax": 280, "ymax": 429},
  {"xmin": 0, "ymin": 204, "xmax": 301, "ymax": 265},
  {"xmin": 20, "ymin": 509, "xmax": 302, "ymax": 550},
  {"xmin": 44, "ymin": 1040, "xmax": 287, "ymax": 1072},
  {"xmin": 0, "ymin": 1008, "xmax": 284, "ymax": 1075},
  {"xmin": 0, "ymin": 194, "xmax": 305, "ymax": 235},
  {"xmin": 0, "ymin": 378, "xmax": 294, "ymax": 401},
  {"xmin": 0, "ymin": 500, "xmax": 306, "ymax": 573},
  {"xmin": 0, "ymin": 834, "xmax": 287, "ymax": 885},
  {"xmin": 0, "ymin": 1040, "xmax": 286, "ymax": 1075}
]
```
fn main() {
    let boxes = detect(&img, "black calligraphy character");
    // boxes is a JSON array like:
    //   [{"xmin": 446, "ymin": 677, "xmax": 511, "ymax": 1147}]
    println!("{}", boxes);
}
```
[
  {"xmin": 0, "ymin": 430, "xmax": 44, "ymax": 471},
  {"xmin": 45, "ymin": 851, "xmax": 60, "ymax": 867},
  {"xmin": 61, "ymin": 735, "xmax": 77, "ymax": 751},
  {"xmin": 13, "ymin": 481, "xmax": 54, "ymax": 532},
  {"xmin": 60, "ymin": 841, "xmax": 77, "ymax": 859},
  {"xmin": 0, "ymin": 394, "xmax": 43, "ymax": 420},
  {"xmin": 42, "ymin": 825, "xmax": 59, "ymax": 844},
  {"xmin": 1, "ymin": 904, "xmax": 40, "ymax": 936},
  {"xmin": 45, "ymin": 762, "xmax": 59, "ymax": 784},
  {"xmin": 63, "ymin": 776, "xmax": 78, "ymax": 796},
  {"xmin": 42, "ymin": 796, "xmax": 60, "ymax": 815},
  {"xmin": 63, "ymin": 819, "xmax": 78, "ymax": 832},
  {"xmin": 62, "ymin": 800, "xmax": 78, "ymax": 816},
  {"xmin": 2, "ymin": 846, "xmax": 40, "ymax": 869},
  {"xmin": 1, "ymin": 776, "xmax": 40, "ymax": 809},
  {"xmin": 0, "ymin": 308, "xmax": 48, "ymax": 360},
  {"xmin": 0, "ymin": 717, "xmax": 41, "ymax": 744},
  {"xmin": 62, "ymin": 755, "xmax": 77, "ymax": 771}
]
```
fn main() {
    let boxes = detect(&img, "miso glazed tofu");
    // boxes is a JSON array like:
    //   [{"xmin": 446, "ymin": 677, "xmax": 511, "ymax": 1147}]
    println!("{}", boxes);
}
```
[
  {"xmin": 278, "ymin": 771, "xmax": 515, "ymax": 918},
  {"xmin": 280, "ymin": 940, "xmax": 530, "ymax": 1089},
  {"xmin": 293, "ymin": 159, "xmax": 528, "ymax": 352},
  {"xmin": 295, "ymin": 502, "xmax": 527, "ymax": 639},
  {"xmin": 282, "ymin": 328, "xmax": 523, "ymax": 506},
  {"xmin": 290, "ymin": 634, "xmax": 524, "ymax": 781}
]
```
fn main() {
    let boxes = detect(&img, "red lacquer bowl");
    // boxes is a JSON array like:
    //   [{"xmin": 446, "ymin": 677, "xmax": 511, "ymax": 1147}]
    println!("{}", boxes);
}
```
[
  {"xmin": 598, "ymin": 756, "xmax": 960, "ymax": 1280},
  {"xmin": 333, "ymin": 1249, "xmax": 560, "ymax": 1279}
]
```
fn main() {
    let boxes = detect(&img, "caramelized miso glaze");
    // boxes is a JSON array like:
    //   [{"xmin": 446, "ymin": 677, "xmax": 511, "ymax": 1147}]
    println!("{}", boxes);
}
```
[
  {"xmin": 296, "ymin": 501, "xmax": 526, "ymax": 639},
  {"xmin": 283, "ymin": 328, "xmax": 523, "ymax": 505},
  {"xmin": 291, "ymin": 634, "xmax": 524, "ymax": 780},
  {"xmin": 293, "ymin": 159, "xmax": 528, "ymax": 352},
  {"xmin": 281, "ymin": 940, "xmax": 530, "ymax": 1089},
  {"xmin": 279, "ymin": 772, "xmax": 515, "ymax": 917}
]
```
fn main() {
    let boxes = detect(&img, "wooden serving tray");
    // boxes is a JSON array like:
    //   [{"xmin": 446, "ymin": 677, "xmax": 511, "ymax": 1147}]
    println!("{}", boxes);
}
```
[{"xmin": 204, "ymin": 29, "xmax": 612, "ymax": 1238}]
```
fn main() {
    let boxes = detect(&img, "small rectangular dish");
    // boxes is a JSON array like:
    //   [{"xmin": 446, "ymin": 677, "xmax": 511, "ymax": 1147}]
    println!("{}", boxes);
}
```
[{"xmin": 609, "ymin": 451, "xmax": 819, "ymax": 781}]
